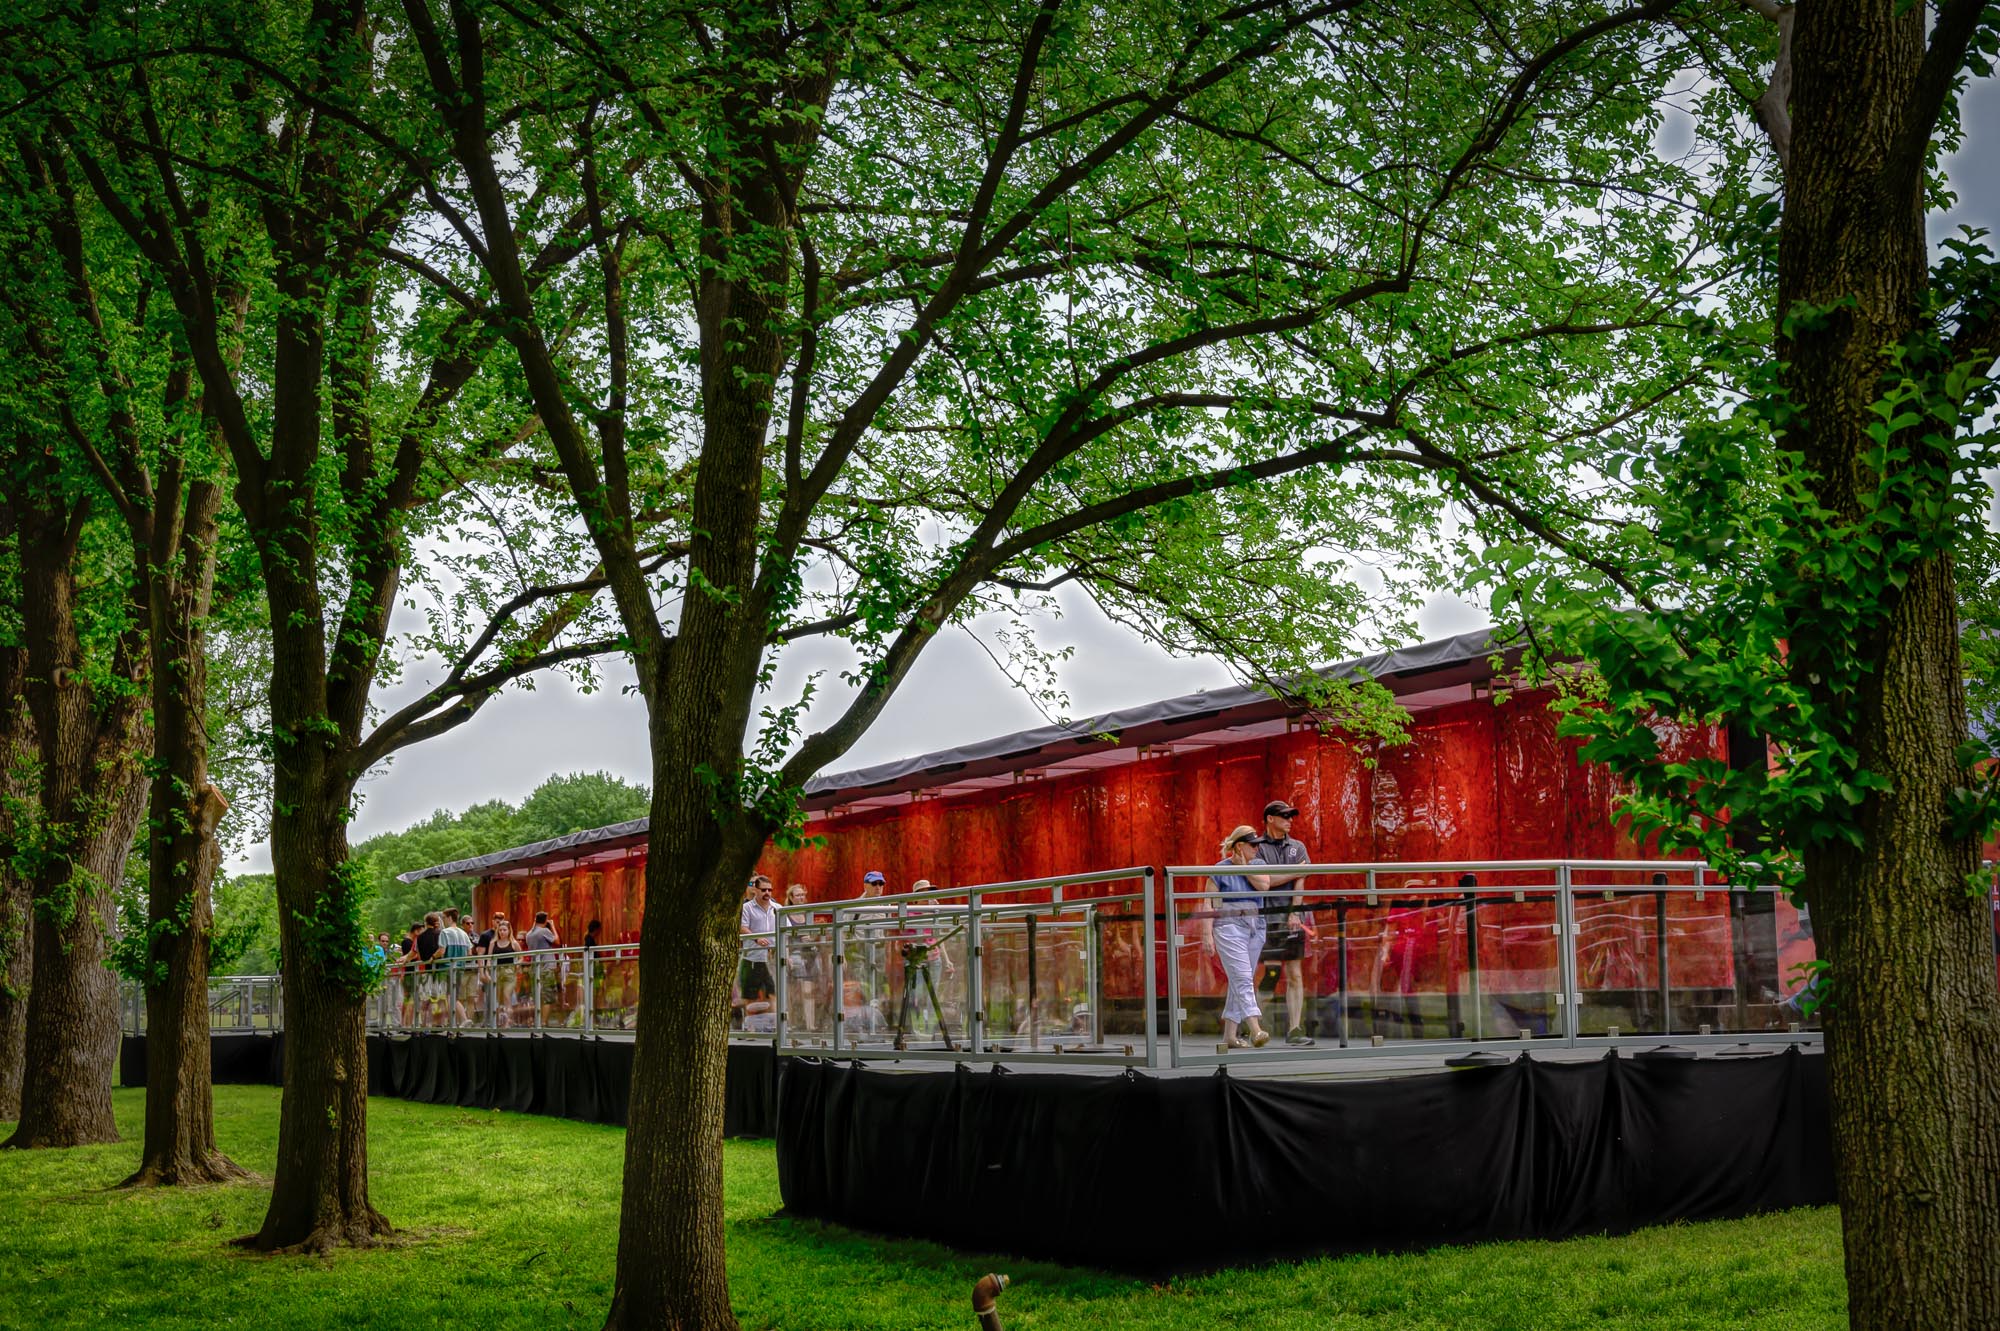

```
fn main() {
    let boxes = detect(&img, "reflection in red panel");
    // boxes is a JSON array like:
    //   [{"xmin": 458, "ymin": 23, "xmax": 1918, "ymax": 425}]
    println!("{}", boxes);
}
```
[
  {"xmin": 1496, "ymin": 699, "xmax": 1567, "ymax": 862},
  {"xmin": 1370, "ymin": 727, "xmax": 1434, "ymax": 862},
  {"xmin": 1315, "ymin": 741, "xmax": 1373, "ymax": 862}
]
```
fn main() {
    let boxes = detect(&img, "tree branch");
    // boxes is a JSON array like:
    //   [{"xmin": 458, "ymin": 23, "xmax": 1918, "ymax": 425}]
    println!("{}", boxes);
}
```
[
  {"xmin": 1732, "ymin": 0, "xmax": 1794, "ymax": 170},
  {"xmin": 1881, "ymin": 0, "xmax": 1990, "ymax": 201}
]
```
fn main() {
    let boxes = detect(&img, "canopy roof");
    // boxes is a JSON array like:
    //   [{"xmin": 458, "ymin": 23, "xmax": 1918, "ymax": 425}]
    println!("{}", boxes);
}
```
[{"xmin": 399, "ymin": 625, "xmax": 1520, "ymax": 883}]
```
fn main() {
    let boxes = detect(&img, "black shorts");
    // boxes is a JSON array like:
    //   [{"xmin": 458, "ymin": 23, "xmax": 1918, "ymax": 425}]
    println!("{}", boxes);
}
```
[
  {"xmin": 738, "ymin": 959, "xmax": 775, "ymax": 1000},
  {"xmin": 1259, "ymin": 921, "xmax": 1305, "ymax": 962}
]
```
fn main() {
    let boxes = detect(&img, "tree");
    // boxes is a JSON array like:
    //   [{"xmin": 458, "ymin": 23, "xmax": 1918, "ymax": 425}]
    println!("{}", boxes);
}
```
[
  {"xmin": 374, "ymin": 0, "xmax": 1718, "ymax": 1323},
  {"xmin": 209, "ymin": 873, "xmax": 280, "ymax": 977},
  {"xmin": 1474, "ymin": 3, "xmax": 2000, "ymax": 1326},
  {"xmin": 356, "ymin": 773, "xmax": 650, "ymax": 933},
  {"xmin": 0, "ymin": 368, "xmax": 150, "ymax": 1150},
  {"xmin": 357, "ymin": 799, "xmax": 523, "ymax": 936},
  {"xmin": 3, "ymin": 132, "xmax": 264, "ymax": 1184},
  {"xmin": 8, "ymin": 2, "xmax": 626, "ymax": 1244},
  {"xmin": 0, "ymin": 628, "xmax": 32, "ymax": 1124},
  {"xmin": 514, "ymin": 771, "xmax": 649, "ymax": 844}
]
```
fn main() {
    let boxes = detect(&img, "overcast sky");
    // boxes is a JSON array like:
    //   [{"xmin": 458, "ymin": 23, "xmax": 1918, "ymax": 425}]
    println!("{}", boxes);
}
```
[{"xmin": 232, "ymin": 71, "xmax": 2000, "ymax": 873}]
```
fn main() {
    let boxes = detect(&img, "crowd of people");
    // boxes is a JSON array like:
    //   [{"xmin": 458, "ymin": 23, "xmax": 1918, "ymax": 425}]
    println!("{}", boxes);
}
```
[
  {"xmin": 732, "ymin": 793, "xmax": 1320, "ymax": 1048},
  {"xmin": 363, "ymin": 790, "xmax": 1323, "ymax": 1042},
  {"xmin": 372, "ymin": 907, "xmax": 626, "ymax": 1029}
]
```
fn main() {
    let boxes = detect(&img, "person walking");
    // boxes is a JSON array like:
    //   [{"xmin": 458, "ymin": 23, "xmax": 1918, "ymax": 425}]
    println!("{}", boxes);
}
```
[
  {"xmin": 739, "ymin": 875, "xmax": 778, "ymax": 1007},
  {"xmin": 1253, "ymin": 799, "xmax": 1317, "ymax": 1046},
  {"xmin": 415, "ymin": 912, "xmax": 445, "ymax": 1026},
  {"xmin": 1201, "ymin": 825, "xmax": 1271, "ymax": 1048},
  {"xmin": 397, "ymin": 921, "xmax": 424, "ymax": 1026}
]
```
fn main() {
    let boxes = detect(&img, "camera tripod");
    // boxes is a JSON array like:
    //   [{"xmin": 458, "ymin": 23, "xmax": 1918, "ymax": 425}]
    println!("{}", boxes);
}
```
[{"xmin": 893, "ymin": 931, "xmax": 962, "ymax": 1052}]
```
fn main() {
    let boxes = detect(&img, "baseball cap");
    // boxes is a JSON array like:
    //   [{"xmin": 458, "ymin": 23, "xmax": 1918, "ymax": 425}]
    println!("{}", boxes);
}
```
[
  {"xmin": 1264, "ymin": 799, "xmax": 1300, "ymax": 818},
  {"xmin": 863, "ymin": 870, "xmax": 886, "ymax": 884}
]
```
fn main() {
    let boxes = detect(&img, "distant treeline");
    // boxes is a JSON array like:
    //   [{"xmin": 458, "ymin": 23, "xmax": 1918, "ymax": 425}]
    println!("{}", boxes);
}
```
[{"xmin": 197, "ymin": 772, "xmax": 648, "ymax": 975}]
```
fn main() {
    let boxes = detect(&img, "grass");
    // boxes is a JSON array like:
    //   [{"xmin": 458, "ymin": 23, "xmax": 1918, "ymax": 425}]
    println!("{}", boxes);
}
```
[{"xmin": 1, "ymin": 1087, "xmax": 1844, "ymax": 1330}]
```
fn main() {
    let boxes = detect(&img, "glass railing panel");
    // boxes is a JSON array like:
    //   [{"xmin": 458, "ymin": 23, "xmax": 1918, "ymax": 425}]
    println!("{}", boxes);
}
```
[
  {"xmin": 589, "ymin": 944, "xmax": 641, "ymax": 1031},
  {"xmin": 775, "ymin": 921, "xmax": 835, "ymax": 1045},
  {"xmin": 1091, "ymin": 898, "xmax": 1151, "ymax": 1044},
  {"xmin": 977, "ymin": 909, "xmax": 1094, "ymax": 1052},
  {"xmin": 1168, "ymin": 869, "xmax": 1567, "ymax": 1053},
  {"xmin": 1569, "ymin": 890, "xmax": 1673, "ymax": 1036}
]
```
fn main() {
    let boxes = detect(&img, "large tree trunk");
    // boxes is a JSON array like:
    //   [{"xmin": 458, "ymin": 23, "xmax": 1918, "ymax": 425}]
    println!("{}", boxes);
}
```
[
  {"xmin": 125, "ymin": 483, "xmax": 245, "ymax": 1186},
  {"xmin": 605, "ymin": 774, "xmax": 756, "ymax": 1330},
  {"xmin": 599, "ymin": 35, "xmax": 813, "ymax": 1325},
  {"xmin": 241, "ymin": 515, "xmax": 385, "ymax": 1247},
  {"xmin": 3, "ymin": 521, "xmax": 148, "ymax": 1149},
  {"xmin": 1809, "ymin": 559, "xmax": 2000, "ymax": 1328},
  {"xmin": 0, "ymin": 646, "xmax": 36, "ymax": 1122},
  {"xmin": 243, "ymin": 796, "xmax": 382, "ymax": 1250},
  {"xmin": 124, "ymin": 779, "xmax": 239, "ymax": 1186},
  {"xmin": 1780, "ymin": 6, "xmax": 2000, "ymax": 1327}
]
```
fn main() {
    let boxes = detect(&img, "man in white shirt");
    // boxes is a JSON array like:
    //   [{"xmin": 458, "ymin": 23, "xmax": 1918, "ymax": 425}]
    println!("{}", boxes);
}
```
[{"xmin": 739, "ymin": 875, "xmax": 778, "ymax": 1007}]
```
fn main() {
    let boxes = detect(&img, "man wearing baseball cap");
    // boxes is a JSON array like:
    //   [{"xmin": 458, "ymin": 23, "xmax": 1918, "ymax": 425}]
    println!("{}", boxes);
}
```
[
  {"xmin": 1254, "ymin": 798, "xmax": 1316, "ymax": 1046},
  {"xmin": 847, "ymin": 870, "xmax": 891, "ymax": 1025}
]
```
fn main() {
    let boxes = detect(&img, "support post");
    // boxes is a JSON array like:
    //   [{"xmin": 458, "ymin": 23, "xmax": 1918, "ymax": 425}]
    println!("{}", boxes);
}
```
[
  {"xmin": 1557, "ymin": 864, "xmax": 1579, "ymax": 1045},
  {"xmin": 1144, "ymin": 868, "xmax": 1161, "ymax": 1069}
]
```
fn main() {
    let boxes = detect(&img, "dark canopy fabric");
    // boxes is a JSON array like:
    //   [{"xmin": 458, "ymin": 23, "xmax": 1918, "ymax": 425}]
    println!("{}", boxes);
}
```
[
  {"xmin": 775, "ymin": 1049, "xmax": 1833, "ymax": 1275},
  {"xmin": 120, "ymin": 1033, "xmax": 778, "ymax": 1138}
]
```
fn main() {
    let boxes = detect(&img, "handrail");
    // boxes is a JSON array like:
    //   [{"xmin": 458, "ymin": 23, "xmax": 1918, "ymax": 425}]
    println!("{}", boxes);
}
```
[{"xmin": 117, "ymin": 860, "xmax": 1865, "ymax": 1071}]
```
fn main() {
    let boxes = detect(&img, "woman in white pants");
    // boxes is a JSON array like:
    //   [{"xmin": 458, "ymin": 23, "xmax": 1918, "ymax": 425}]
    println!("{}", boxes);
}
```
[{"xmin": 1203, "ymin": 825, "xmax": 1271, "ymax": 1048}]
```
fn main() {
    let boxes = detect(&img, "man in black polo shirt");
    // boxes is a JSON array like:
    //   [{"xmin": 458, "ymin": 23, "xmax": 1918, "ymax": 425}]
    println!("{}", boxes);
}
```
[{"xmin": 1253, "ymin": 799, "xmax": 1316, "ymax": 1046}]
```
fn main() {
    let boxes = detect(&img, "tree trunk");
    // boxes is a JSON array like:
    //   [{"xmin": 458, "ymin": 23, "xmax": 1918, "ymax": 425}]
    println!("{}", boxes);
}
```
[
  {"xmin": 1810, "ymin": 555, "xmax": 2000, "ymax": 1328},
  {"xmin": 125, "ymin": 483, "xmax": 246, "ymax": 1186},
  {"xmin": 3, "ymin": 504, "xmax": 149, "ymax": 1150},
  {"xmin": 240, "ymin": 526, "xmax": 385, "ymax": 1247},
  {"xmin": 1780, "ymin": 5, "xmax": 2000, "ymax": 1327},
  {"xmin": 600, "ymin": 39, "xmax": 814, "ymax": 1325},
  {"xmin": 241, "ymin": 796, "xmax": 383, "ymax": 1250},
  {"xmin": 605, "ymin": 776, "xmax": 754, "ymax": 1330},
  {"xmin": 124, "ymin": 780, "xmax": 241, "ymax": 1186},
  {"xmin": 0, "ymin": 646, "xmax": 36, "ymax": 1122}
]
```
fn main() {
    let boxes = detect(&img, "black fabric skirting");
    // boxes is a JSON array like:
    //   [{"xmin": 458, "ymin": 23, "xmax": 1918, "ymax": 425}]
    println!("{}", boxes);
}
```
[
  {"xmin": 120, "ymin": 1033, "xmax": 778, "ymax": 1138},
  {"xmin": 775, "ymin": 1048, "xmax": 1834, "ymax": 1275}
]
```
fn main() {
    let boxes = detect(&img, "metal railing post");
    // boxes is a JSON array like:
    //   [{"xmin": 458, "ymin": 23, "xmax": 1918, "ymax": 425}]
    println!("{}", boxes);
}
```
[
  {"xmin": 830, "ymin": 914, "xmax": 845, "ymax": 1055},
  {"xmin": 968, "ymin": 896, "xmax": 985, "ymax": 1058},
  {"xmin": 1466, "ymin": 890, "xmax": 1483, "ymax": 1042},
  {"xmin": 1136, "ymin": 868, "xmax": 1157, "ymax": 1069},
  {"xmin": 1557, "ymin": 863, "xmax": 1579, "ymax": 1046},
  {"xmin": 1086, "ymin": 903, "xmax": 1102, "ymax": 1046},
  {"xmin": 584, "ymin": 949, "xmax": 595, "ymax": 1033},
  {"xmin": 773, "ymin": 914, "xmax": 788, "ymax": 1052},
  {"xmin": 1161, "ymin": 868, "xmax": 1179, "ymax": 1069}
]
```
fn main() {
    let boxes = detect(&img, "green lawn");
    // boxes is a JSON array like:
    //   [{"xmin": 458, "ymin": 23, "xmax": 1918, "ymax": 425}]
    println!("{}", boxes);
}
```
[{"xmin": 1, "ymin": 1087, "xmax": 1843, "ymax": 1330}]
